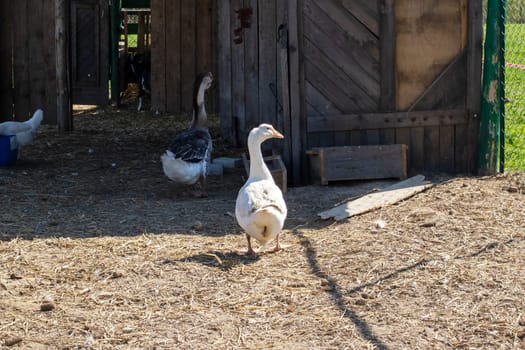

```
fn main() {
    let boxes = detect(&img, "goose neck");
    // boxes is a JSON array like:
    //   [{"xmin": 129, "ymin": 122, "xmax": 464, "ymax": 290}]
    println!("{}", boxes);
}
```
[{"xmin": 248, "ymin": 138, "xmax": 272, "ymax": 181}]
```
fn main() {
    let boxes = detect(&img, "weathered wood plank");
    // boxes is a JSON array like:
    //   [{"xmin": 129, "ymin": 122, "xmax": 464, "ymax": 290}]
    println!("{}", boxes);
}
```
[
  {"xmin": 217, "ymin": 0, "xmax": 233, "ymax": 143},
  {"xmin": 277, "ymin": 17, "xmax": 292, "ymax": 169},
  {"xmin": 196, "ymin": 0, "xmax": 212, "ymax": 84},
  {"xmin": 365, "ymin": 130, "xmax": 380, "ymax": 145},
  {"xmin": 423, "ymin": 127, "xmax": 440, "ymax": 171},
  {"xmin": 305, "ymin": 81, "xmax": 342, "ymax": 116},
  {"xmin": 307, "ymin": 144, "xmax": 407, "ymax": 184},
  {"xmin": 466, "ymin": 0, "xmax": 483, "ymax": 173},
  {"xmin": 409, "ymin": 127, "xmax": 424, "ymax": 173},
  {"xmin": 44, "ymin": 0, "xmax": 58, "ymax": 124},
  {"xmin": 307, "ymin": 109, "xmax": 468, "ymax": 132},
  {"xmin": 408, "ymin": 49, "xmax": 467, "ymax": 111},
  {"xmin": 288, "ymin": 0, "xmax": 304, "ymax": 185},
  {"xmin": 395, "ymin": 128, "xmax": 411, "ymax": 173},
  {"xmin": 258, "ymin": 0, "xmax": 277, "ymax": 128},
  {"xmin": 12, "ymin": 0, "xmax": 30, "ymax": 120},
  {"xmin": 180, "ymin": 0, "xmax": 196, "ymax": 113},
  {"xmin": 455, "ymin": 124, "xmax": 469, "ymax": 173},
  {"xmin": 379, "ymin": 0, "xmax": 395, "ymax": 112},
  {"xmin": 28, "ymin": 0, "xmax": 46, "ymax": 113},
  {"xmin": 231, "ymin": 0, "xmax": 246, "ymax": 144},
  {"xmin": 55, "ymin": 0, "xmax": 71, "ymax": 130},
  {"xmin": 304, "ymin": 59, "xmax": 360, "ymax": 113},
  {"xmin": 318, "ymin": 174, "xmax": 432, "ymax": 221},
  {"xmin": 151, "ymin": 0, "xmax": 166, "ymax": 112},
  {"xmin": 340, "ymin": 0, "xmax": 380, "ymax": 36},
  {"xmin": 303, "ymin": 38, "xmax": 377, "ymax": 112},
  {"xmin": 315, "ymin": 0, "xmax": 379, "ymax": 58},
  {"xmin": 0, "ymin": 1, "xmax": 13, "ymax": 119},
  {"xmin": 439, "ymin": 125, "xmax": 455, "ymax": 173},
  {"xmin": 395, "ymin": 0, "xmax": 464, "ymax": 110},
  {"xmin": 244, "ymin": 0, "xmax": 259, "ymax": 131},
  {"xmin": 303, "ymin": 0, "xmax": 380, "ymax": 102},
  {"xmin": 380, "ymin": 129, "xmax": 396, "ymax": 145},
  {"xmin": 165, "ymin": 0, "xmax": 181, "ymax": 112}
]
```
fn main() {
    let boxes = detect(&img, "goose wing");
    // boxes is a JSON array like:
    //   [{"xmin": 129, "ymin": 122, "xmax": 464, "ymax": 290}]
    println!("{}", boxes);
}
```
[
  {"xmin": 236, "ymin": 180, "xmax": 287, "ymax": 220},
  {"xmin": 168, "ymin": 128, "xmax": 211, "ymax": 163}
]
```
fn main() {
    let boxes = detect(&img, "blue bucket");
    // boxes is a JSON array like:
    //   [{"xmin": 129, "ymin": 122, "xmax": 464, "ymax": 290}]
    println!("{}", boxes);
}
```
[{"xmin": 0, "ymin": 135, "xmax": 19, "ymax": 166}]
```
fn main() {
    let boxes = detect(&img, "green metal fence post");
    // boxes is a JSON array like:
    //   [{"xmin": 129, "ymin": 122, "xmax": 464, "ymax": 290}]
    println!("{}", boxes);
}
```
[
  {"xmin": 110, "ymin": 0, "xmax": 121, "ymax": 105},
  {"xmin": 479, "ymin": 0, "xmax": 506, "ymax": 175}
]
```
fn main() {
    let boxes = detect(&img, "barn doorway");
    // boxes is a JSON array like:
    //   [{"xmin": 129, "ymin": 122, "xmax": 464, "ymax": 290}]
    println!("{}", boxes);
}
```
[{"xmin": 116, "ymin": 1, "xmax": 152, "ymax": 110}]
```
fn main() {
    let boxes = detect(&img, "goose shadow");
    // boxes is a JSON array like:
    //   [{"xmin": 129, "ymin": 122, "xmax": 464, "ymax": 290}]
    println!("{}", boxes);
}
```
[{"xmin": 163, "ymin": 250, "xmax": 261, "ymax": 271}]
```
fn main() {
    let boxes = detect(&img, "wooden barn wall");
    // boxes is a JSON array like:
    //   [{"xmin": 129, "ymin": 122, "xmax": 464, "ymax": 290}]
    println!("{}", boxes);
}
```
[
  {"xmin": 216, "ymin": 0, "xmax": 289, "ymax": 148},
  {"xmin": 151, "ymin": 0, "xmax": 215, "ymax": 114},
  {"xmin": 299, "ymin": 0, "xmax": 482, "ymax": 180},
  {"xmin": 0, "ymin": 0, "xmax": 57, "ymax": 124}
]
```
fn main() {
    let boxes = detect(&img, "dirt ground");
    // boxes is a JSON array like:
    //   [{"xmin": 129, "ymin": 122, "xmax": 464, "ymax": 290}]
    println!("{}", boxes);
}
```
[{"xmin": 1, "ymin": 105, "xmax": 524, "ymax": 349}]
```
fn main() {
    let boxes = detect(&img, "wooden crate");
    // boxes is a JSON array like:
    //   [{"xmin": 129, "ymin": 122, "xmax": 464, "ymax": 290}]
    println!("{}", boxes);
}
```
[
  {"xmin": 242, "ymin": 153, "xmax": 287, "ymax": 194},
  {"xmin": 306, "ymin": 144, "xmax": 407, "ymax": 185}
]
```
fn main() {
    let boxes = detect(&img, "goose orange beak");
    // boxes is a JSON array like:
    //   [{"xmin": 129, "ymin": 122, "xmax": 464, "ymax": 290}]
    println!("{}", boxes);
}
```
[{"xmin": 273, "ymin": 130, "xmax": 284, "ymax": 139}]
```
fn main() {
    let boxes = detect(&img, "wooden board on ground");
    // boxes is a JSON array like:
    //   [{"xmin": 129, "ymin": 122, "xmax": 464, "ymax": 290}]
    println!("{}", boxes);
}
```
[
  {"xmin": 307, "ymin": 144, "xmax": 407, "ymax": 185},
  {"xmin": 318, "ymin": 174, "xmax": 432, "ymax": 221}
]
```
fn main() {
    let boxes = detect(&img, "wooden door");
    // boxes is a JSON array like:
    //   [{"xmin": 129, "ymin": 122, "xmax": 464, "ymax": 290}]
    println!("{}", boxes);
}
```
[
  {"xmin": 70, "ymin": 0, "xmax": 109, "ymax": 106},
  {"xmin": 287, "ymin": 0, "xmax": 481, "ymax": 184}
]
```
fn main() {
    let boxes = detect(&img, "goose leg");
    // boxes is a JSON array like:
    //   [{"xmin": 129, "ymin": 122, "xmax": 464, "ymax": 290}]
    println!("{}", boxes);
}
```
[
  {"xmin": 246, "ymin": 234, "xmax": 256, "ymax": 255},
  {"xmin": 192, "ymin": 175, "xmax": 208, "ymax": 198},
  {"xmin": 272, "ymin": 234, "xmax": 282, "ymax": 252}
]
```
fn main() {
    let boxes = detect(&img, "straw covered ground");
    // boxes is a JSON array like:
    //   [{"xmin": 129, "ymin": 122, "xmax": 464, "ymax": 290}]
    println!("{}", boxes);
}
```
[{"xmin": 1, "ymin": 106, "xmax": 524, "ymax": 349}]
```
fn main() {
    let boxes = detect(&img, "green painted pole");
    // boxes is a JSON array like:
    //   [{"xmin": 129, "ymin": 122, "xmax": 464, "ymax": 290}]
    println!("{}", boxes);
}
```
[
  {"xmin": 110, "ymin": 0, "xmax": 121, "ymax": 105},
  {"xmin": 479, "ymin": 0, "xmax": 505, "ymax": 175}
]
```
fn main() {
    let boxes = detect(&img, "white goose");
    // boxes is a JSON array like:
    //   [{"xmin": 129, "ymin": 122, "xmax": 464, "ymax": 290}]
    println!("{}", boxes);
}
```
[
  {"xmin": 161, "ymin": 72, "xmax": 213, "ymax": 197},
  {"xmin": 235, "ymin": 124, "xmax": 287, "ymax": 255}
]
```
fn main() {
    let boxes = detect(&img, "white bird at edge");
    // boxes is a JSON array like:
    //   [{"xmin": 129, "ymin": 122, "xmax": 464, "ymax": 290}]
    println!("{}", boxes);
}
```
[
  {"xmin": 235, "ymin": 124, "xmax": 287, "ymax": 255},
  {"xmin": 0, "ymin": 109, "xmax": 44, "ymax": 147}
]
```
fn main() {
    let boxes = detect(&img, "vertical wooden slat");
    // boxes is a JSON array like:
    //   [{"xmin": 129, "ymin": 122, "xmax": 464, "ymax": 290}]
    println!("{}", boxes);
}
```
[
  {"xmin": 423, "ymin": 127, "xmax": 440, "ymax": 171},
  {"xmin": 379, "ymin": 0, "xmax": 395, "ymax": 112},
  {"xmin": 244, "ymin": 0, "xmax": 259, "ymax": 132},
  {"xmin": 395, "ymin": 128, "xmax": 411, "ymax": 173},
  {"xmin": 409, "ymin": 127, "xmax": 424, "ymax": 174},
  {"xmin": 55, "ymin": 0, "xmax": 71, "ymax": 130},
  {"xmin": 277, "ymin": 13, "xmax": 292, "ymax": 172},
  {"xmin": 44, "ymin": 0, "xmax": 58, "ymax": 124},
  {"xmin": 98, "ymin": 0, "xmax": 109, "ymax": 108},
  {"xmin": 379, "ymin": 0, "xmax": 396, "ymax": 148},
  {"xmin": 151, "ymin": 0, "xmax": 166, "ymax": 112},
  {"xmin": 180, "ymin": 1, "xmax": 196, "ymax": 113},
  {"xmin": 196, "ymin": 0, "xmax": 212, "ymax": 73},
  {"xmin": 288, "ymin": 0, "xmax": 304, "ymax": 185},
  {"xmin": 0, "ymin": 1, "xmax": 13, "ymax": 119},
  {"xmin": 258, "ymin": 0, "xmax": 277, "ymax": 127},
  {"xmin": 165, "ymin": 0, "xmax": 181, "ymax": 112},
  {"xmin": 466, "ymin": 0, "xmax": 483, "ymax": 173},
  {"xmin": 231, "ymin": 0, "xmax": 245, "ymax": 144},
  {"xmin": 217, "ymin": 0, "xmax": 233, "ymax": 143},
  {"xmin": 440, "ymin": 125, "xmax": 455, "ymax": 172},
  {"xmin": 12, "ymin": 0, "xmax": 30, "ymax": 121}
]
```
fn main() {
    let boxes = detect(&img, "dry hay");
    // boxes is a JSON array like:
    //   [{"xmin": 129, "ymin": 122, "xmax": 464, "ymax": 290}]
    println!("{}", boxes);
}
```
[{"xmin": 1, "ymin": 106, "xmax": 525, "ymax": 349}]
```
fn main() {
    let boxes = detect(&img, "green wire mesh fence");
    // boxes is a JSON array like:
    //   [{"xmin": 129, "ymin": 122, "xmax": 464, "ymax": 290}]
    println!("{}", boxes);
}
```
[{"xmin": 504, "ymin": 0, "xmax": 525, "ymax": 170}]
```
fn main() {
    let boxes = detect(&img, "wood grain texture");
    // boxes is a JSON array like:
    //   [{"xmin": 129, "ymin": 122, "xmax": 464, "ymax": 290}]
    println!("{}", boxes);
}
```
[
  {"xmin": 165, "ymin": 0, "xmax": 181, "ymax": 112},
  {"xmin": 318, "ymin": 174, "xmax": 432, "ymax": 221},
  {"xmin": 395, "ymin": 0, "xmax": 464, "ymax": 110},
  {"xmin": 307, "ymin": 144, "xmax": 407, "ymax": 184},
  {"xmin": 307, "ymin": 109, "xmax": 468, "ymax": 132},
  {"xmin": 180, "ymin": 1, "xmax": 196, "ymax": 112},
  {"xmin": 0, "ymin": 1, "xmax": 13, "ymax": 119},
  {"xmin": 150, "ymin": 0, "xmax": 166, "ymax": 112},
  {"xmin": 216, "ymin": 0, "xmax": 233, "ymax": 143}
]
